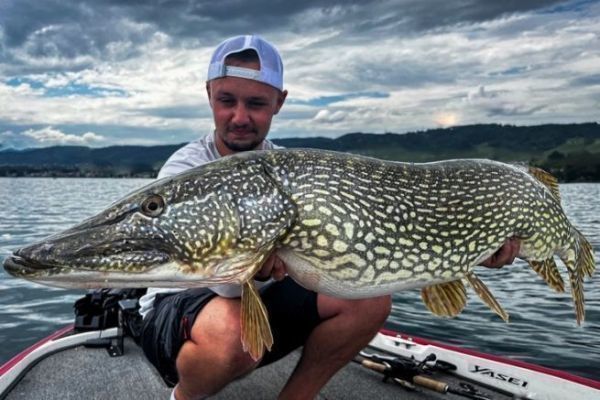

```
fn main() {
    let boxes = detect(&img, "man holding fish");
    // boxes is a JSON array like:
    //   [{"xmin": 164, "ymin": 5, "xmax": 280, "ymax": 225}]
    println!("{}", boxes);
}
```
[{"xmin": 137, "ymin": 35, "xmax": 520, "ymax": 400}]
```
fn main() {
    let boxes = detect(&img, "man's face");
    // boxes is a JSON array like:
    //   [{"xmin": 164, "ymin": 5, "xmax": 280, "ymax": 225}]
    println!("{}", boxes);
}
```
[{"xmin": 207, "ymin": 60, "xmax": 287, "ymax": 156}]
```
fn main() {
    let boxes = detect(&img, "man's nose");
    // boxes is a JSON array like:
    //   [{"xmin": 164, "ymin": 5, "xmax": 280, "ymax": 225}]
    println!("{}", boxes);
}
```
[{"xmin": 231, "ymin": 104, "xmax": 250, "ymax": 125}]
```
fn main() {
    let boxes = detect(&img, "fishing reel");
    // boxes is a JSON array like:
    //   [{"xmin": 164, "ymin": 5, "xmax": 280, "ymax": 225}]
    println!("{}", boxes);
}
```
[{"xmin": 357, "ymin": 351, "xmax": 492, "ymax": 400}]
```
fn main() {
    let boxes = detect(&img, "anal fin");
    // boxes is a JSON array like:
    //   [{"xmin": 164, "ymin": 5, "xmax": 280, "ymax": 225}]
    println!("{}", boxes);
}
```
[
  {"xmin": 529, "ymin": 259, "xmax": 565, "ymax": 293},
  {"xmin": 241, "ymin": 280, "xmax": 274, "ymax": 361},
  {"xmin": 465, "ymin": 273, "xmax": 509, "ymax": 322},
  {"xmin": 421, "ymin": 280, "xmax": 467, "ymax": 317}
]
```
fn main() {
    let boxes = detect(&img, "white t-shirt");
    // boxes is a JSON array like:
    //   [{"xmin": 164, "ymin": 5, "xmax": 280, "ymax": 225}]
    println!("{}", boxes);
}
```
[{"xmin": 138, "ymin": 132, "xmax": 281, "ymax": 318}]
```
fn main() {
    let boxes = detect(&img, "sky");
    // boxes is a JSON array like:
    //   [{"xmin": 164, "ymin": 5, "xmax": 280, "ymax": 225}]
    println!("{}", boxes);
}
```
[{"xmin": 0, "ymin": 0, "xmax": 599, "ymax": 149}]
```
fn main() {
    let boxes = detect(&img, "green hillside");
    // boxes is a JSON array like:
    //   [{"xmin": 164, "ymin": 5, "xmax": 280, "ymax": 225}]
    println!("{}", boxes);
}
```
[{"xmin": 0, "ymin": 123, "xmax": 599, "ymax": 181}]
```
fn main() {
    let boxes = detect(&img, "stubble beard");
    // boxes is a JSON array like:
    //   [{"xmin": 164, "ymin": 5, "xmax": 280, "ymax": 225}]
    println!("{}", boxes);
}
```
[
  {"xmin": 222, "ymin": 137, "xmax": 263, "ymax": 152},
  {"xmin": 220, "ymin": 127, "xmax": 264, "ymax": 152}
]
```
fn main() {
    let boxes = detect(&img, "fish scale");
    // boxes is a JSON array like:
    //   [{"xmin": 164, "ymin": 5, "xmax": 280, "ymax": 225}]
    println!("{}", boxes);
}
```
[
  {"xmin": 4, "ymin": 148, "xmax": 595, "ymax": 360},
  {"xmin": 267, "ymin": 151, "xmax": 562, "ymax": 297}
]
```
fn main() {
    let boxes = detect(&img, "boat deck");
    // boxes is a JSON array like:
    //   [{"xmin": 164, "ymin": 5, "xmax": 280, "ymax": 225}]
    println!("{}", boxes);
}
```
[{"xmin": 4, "ymin": 337, "xmax": 511, "ymax": 400}]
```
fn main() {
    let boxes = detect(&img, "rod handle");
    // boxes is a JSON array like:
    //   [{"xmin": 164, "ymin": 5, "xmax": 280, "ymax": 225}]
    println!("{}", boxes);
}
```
[
  {"xmin": 413, "ymin": 375, "xmax": 448, "ymax": 393},
  {"xmin": 361, "ymin": 359, "xmax": 388, "ymax": 373}
]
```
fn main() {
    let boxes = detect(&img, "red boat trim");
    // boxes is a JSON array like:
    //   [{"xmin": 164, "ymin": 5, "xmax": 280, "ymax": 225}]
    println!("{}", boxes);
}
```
[
  {"xmin": 0, "ymin": 324, "xmax": 74, "ymax": 376},
  {"xmin": 379, "ymin": 328, "xmax": 600, "ymax": 390}
]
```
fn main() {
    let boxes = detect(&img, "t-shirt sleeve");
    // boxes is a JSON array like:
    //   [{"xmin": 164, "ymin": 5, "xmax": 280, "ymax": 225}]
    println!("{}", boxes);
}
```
[
  {"xmin": 157, "ymin": 158, "xmax": 197, "ymax": 179},
  {"xmin": 157, "ymin": 142, "xmax": 212, "ymax": 179}
]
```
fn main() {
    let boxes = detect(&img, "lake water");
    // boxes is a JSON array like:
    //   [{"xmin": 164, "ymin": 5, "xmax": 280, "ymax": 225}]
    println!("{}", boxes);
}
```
[{"xmin": 0, "ymin": 178, "xmax": 598, "ymax": 380}]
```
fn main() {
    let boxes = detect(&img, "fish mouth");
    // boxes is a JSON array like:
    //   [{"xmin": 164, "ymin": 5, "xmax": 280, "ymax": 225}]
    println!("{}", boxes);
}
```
[
  {"xmin": 3, "ymin": 238, "xmax": 174, "ymax": 279},
  {"xmin": 3, "ymin": 245, "xmax": 177, "ymax": 289},
  {"xmin": 3, "ymin": 253, "xmax": 60, "ymax": 277}
]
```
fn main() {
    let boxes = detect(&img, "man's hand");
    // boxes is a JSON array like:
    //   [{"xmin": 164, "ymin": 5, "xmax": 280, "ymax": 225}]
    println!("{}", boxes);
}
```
[
  {"xmin": 255, "ymin": 253, "xmax": 287, "ymax": 281},
  {"xmin": 479, "ymin": 238, "xmax": 520, "ymax": 268}
]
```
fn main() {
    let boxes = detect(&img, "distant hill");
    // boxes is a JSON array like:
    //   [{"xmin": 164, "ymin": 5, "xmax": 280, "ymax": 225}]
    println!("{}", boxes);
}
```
[{"xmin": 1, "ymin": 123, "xmax": 599, "ymax": 181}]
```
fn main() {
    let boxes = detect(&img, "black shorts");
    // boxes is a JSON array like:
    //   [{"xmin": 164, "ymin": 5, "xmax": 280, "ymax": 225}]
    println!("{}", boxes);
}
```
[{"xmin": 140, "ymin": 278, "xmax": 320, "ymax": 387}]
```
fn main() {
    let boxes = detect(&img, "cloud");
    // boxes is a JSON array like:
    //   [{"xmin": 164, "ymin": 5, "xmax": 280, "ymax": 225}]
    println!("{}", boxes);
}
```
[
  {"xmin": 0, "ymin": 1, "xmax": 568, "ymax": 73},
  {"xmin": 0, "ymin": 0, "xmax": 598, "ymax": 146},
  {"xmin": 288, "ymin": 91, "xmax": 389, "ymax": 107},
  {"xmin": 313, "ymin": 109, "xmax": 348, "ymax": 124},
  {"xmin": 570, "ymin": 74, "xmax": 600, "ymax": 87},
  {"xmin": 465, "ymin": 85, "xmax": 546, "ymax": 117},
  {"xmin": 0, "ymin": 127, "xmax": 105, "ymax": 149},
  {"xmin": 5, "ymin": 76, "xmax": 128, "ymax": 97}
]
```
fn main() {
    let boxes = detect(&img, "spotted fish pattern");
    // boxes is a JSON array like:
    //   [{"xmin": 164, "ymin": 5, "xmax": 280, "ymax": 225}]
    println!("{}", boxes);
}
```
[
  {"xmin": 5, "ymin": 149, "xmax": 596, "ymax": 327},
  {"xmin": 268, "ymin": 152, "xmax": 569, "ymax": 295}
]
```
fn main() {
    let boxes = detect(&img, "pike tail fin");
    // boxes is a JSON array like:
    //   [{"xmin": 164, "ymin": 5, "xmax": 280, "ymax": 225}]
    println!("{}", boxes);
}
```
[{"xmin": 559, "ymin": 227, "xmax": 596, "ymax": 325}]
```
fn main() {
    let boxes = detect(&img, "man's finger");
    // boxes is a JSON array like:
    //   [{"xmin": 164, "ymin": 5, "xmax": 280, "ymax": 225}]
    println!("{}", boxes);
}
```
[
  {"xmin": 272, "ymin": 258, "xmax": 287, "ymax": 281},
  {"xmin": 255, "ymin": 254, "xmax": 276, "ymax": 280},
  {"xmin": 481, "ymin": 238, "xmax": 521, "ymax": 268}
]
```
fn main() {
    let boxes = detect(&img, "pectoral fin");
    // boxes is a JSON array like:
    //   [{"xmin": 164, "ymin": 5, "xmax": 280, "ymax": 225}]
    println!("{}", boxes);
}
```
[
  {"xmin": 465, "ymin": 273, "xmax": 509, "ymax": 322},
  {"xmin": 421, "ymin": 280, "xmax": 467, "ymax": 317},
  {"xmin": 241, "ymin": 279, "xmax": 273, "ymax": 361},
  {"xmin": 529, "ymin": 259, "xmax": 565, "ymax": 293}
]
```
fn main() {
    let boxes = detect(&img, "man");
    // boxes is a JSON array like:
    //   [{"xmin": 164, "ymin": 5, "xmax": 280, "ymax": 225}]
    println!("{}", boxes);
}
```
[{"xmin": 139, "ymin": 35, "xmax": 520, "ymax": 400}]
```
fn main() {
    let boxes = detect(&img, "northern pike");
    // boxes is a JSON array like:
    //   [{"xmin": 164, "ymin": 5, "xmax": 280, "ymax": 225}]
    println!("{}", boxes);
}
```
[{"xmin": 3, "ymin": 149, "xmax": 596, "ymax": 360}]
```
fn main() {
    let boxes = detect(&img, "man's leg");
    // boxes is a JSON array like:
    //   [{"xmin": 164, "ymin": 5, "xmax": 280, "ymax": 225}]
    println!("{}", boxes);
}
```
[
  {"xmin": 174, "ymin": 296, "xmax": 260, "ymax": 400},
  {"xmin": 278, "ymin": 295, "xmax": 392, "ymax": 400}
]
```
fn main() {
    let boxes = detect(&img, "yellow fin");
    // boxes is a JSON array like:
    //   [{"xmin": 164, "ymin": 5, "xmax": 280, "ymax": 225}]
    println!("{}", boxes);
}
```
[
  {"xmin": 528, "ymin": 166, "xmax": 560, "ymax": 202},
  {"xmin": 578, "ymin": 233, "xmax": 596, "ymax": 278},
  {"xmin": 561, "ymin": 257, "xmax": 585, "ymax": 325},
  {"xmin": 421, "ymin": 280, "xmax": 467, "ymax": 317},
  {"xmin": 240, "ymin": 280, "xmax": 273, "ymax": 361},
  {"xmin": 559, "ymin": 227, "xmax": 596, "ymax": 325},
  {"xmin": 465, "ymin": 273, "xmax": 509, "ymax": 322},
  {"xmin": 529, "ymin": 259, "xmax": 565, "ymax": 293}
]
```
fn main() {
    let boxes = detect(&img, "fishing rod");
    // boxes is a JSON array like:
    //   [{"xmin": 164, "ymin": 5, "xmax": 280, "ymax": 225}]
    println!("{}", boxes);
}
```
[{"xmin": 355, "ymin": 351, "xmax": 494, "ymax": 400}]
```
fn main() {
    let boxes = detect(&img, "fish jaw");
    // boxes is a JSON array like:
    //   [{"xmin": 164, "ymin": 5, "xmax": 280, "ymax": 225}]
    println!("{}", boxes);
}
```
[
  {"xmin": 3, "ymin": 246, "xmax": 269, "ymax": 289},
  {"xmin": 3, "ymin": 257, "xmax": 187, "ymax": 289},
  {"xmin": 2, "ymin": 205, "xmax": 181, "ymax": 286}
]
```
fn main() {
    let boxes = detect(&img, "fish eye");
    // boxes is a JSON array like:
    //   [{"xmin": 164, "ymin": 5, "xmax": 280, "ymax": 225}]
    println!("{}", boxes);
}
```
[{"xmin": 140, "ymin": 194, "xmax": 165, "ymax": 217}]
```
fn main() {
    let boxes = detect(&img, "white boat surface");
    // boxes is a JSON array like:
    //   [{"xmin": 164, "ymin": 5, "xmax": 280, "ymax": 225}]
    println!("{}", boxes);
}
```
[{"xmin": 1, "ymin": 323, "xmax": 598, "ymax": 400}]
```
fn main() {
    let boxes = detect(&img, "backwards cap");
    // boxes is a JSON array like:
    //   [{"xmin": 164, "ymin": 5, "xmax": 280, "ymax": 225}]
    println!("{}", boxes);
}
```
[{"xmin": 207, "ymin": 35, "xmax": 284, "ymax": 91}]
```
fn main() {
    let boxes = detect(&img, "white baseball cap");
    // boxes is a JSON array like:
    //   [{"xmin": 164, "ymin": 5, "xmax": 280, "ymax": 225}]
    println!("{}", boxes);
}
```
[{"xmin": 207, "ymin": 35, "xmax": 284, "ymax": 91}]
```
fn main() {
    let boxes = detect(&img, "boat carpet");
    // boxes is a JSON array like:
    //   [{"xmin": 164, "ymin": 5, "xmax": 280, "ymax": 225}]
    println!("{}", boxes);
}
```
[{"xmin": 5, "ymin": 337, "xmax": 510, "ymax": 399}]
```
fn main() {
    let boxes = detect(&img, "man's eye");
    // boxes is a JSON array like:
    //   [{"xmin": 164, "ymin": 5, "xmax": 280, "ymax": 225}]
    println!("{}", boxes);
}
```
[
  {"xmin": 249, "ymin": 101, "xmax": 267, "ymax": 108},
  {"xmin": 219, "ymin": 98, "xmax": 234, "ymax": 105}
]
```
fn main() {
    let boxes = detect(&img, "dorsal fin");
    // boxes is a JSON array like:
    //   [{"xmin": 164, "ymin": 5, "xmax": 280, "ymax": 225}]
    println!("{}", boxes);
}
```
[
  {"xmin": 529, "ymin": 259, "xmax": 565, "ymax": 293},
  {"xmin": 528, "ymin": 166, "xmax": 561, "ymax": 202},
  {"xmin": 465, "ymin": 273, "xmax": 509, "ymax": 322},
  {"xmin": 421, "ymin": 280, "xmax": 467, "ymax": 317}
]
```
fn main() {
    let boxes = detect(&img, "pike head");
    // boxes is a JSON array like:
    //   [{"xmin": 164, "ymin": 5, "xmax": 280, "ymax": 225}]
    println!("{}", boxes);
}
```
[{"xmin": 4, "ymin": 154, "xmax": 297, "ymax": 288}]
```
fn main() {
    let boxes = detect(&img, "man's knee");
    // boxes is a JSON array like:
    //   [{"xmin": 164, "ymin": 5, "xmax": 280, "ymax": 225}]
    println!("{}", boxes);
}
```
[
  {"xmin": 178, "ymin": 297, "xmax": 259, "ymax": 376},
  {"xmin": 353, "ymin": 296, "xmax": 392, "ymax": 326},
  {"xmin": 318, "ymin": 295, "xmax": 392, "ymax": 326}
]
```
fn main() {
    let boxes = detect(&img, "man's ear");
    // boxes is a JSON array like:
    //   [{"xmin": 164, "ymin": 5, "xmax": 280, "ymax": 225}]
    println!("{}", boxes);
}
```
[
  {"xmin": 274, "ymin": 89, "xmax": 288, "ymax": 115},
  {"xmin": 206, "ymin": 82, "xmax": 213, "ymax": 107}
]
